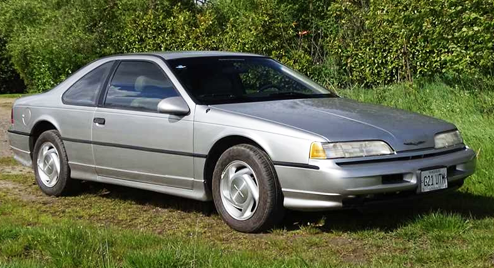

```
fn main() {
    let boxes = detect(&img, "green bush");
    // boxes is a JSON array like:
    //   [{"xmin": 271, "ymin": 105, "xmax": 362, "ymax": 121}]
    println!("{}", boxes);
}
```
[
  {"xmin": 0, "ymin": 0, "xmax": 106, "ymax": 92},
  {"xmin": 113, "ymin": 3, "xmax": 220, "ymax": 53},
  {"xmin": 0, "ymin": 0, "xmax": 493, "ymax": 92},
  {"xmin": 213, "ymin": 0, "xmax": 308, "ymax": 67},
  {"xmin": 326, "ymin": 0, "xmax": 494, "ymax": 86},
  {"xmin": 0, "ymin": 0, "xmax": 206, "ymax": 92}
]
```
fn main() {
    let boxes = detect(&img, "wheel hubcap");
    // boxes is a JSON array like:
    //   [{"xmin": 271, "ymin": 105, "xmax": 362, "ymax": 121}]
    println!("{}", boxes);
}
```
[
  {"xmin": 37, "ymin": 142, "xmax": 61, "ymax": 188},
  {"xmin": 220, "ymin": 161, "xmax": 259, "ymax": 221}
]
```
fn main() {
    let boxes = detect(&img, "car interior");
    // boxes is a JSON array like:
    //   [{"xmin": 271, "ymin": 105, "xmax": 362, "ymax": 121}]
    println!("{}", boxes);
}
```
[{"xmin": 105, "ymin": 66, "xmax": 178, "ymax": 111}]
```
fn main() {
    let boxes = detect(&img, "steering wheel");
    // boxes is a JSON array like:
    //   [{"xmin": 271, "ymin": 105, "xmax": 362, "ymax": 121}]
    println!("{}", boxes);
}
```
[{"xmin": 258, "ymin": 84, "xmax": 281, "ymax": 92}]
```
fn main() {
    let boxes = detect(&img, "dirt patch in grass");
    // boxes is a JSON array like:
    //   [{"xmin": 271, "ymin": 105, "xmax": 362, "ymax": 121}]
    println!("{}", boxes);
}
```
[
  {"xmin": 0, "ymin": 156, "xmax": 33, "ymax": 178},
  {"xmin": 0, "ymin": 179, "xmax": 53, "ymax": 204},
  {"xmin": 0, "ymin": 98, "xmax": 15, "ymax": 107},
  {"xmin": 328, "ymin": 236, "xmax": 354, "ymax": 247},
  {"xmin": 328, "ymin": 237, "xmax": 369, "ymax": 265},
  {"xmin": 341, "ymin": 248, "xmax": 368, "ymax": 265},
  {"xmin": 0, "ymin": 165, "xmax": 32, "ymax": 175},
  {"xmin": 0, "ymin": 98, "xmax": 16, "ymax": 158}
]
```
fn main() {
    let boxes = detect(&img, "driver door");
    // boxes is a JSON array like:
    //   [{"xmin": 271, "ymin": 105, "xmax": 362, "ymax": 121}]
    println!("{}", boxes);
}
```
[{"xmin": 91, "ymin": 59, "xmax": 195, "ymax": 189}]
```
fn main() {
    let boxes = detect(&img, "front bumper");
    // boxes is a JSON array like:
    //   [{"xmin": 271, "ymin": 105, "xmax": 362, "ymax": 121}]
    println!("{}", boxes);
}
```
[{"xmin": 276, "ymin": 146, "xmax": 476, "ymax": 211}]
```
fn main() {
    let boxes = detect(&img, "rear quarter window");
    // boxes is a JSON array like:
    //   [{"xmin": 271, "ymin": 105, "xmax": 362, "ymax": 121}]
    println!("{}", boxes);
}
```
[{"xmin": 62, "ymin": 61, "xmax": 113, "ymax": 106}]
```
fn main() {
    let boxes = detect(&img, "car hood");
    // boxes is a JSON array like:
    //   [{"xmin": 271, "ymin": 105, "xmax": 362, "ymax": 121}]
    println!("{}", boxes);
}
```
[{"xmin": 211, "ymin": 98, "xmax": 457, "ymax": 152}]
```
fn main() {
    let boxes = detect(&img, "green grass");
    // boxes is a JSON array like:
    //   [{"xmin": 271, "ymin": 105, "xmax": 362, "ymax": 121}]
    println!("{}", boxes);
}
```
[
  {"xmin": 0, "ymin": 157, "xmax": 19, "ymax": 166},
  {"xmin": 1, "ymin": 79, "xmax": 494, "ymax": 267},
  {"xmin": 0, "ymin": 93, "xmax": 29, "ymax": 99}
]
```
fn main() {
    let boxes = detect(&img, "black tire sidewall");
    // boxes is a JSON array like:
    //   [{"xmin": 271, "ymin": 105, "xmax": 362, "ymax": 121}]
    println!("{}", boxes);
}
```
[
  {"xmin": 33, "ymin": 130, "xmax": 71, "ymax": 196},
  {"xmin": 212, "ymin": 144, "xmax": 284, "ymax": 233}
]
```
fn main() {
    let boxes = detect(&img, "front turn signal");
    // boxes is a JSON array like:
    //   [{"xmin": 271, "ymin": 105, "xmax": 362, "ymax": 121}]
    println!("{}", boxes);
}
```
[{"xmin": 310, "ymin": 142, "xmax": 327, "ymax": 159}]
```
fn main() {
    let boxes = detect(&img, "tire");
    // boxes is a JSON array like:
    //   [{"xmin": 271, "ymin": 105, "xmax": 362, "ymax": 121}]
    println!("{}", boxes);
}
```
[
  {"xmin": 33, "ymin": 130, "xmax": 79, "ymax": 196},
  {"xmin": 212, "ymin": 144, "xmax": 284, "ymax": 233}
]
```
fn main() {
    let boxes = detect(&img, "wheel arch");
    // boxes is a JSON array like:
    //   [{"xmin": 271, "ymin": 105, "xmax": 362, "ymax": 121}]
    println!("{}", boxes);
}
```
[
  {"xmin": 203, "ymin": 135, "xmax": 272, "ymax": 194},
  {"xmin": 29, "ymin": 119, "xmax": 60, "ymax": 159}
]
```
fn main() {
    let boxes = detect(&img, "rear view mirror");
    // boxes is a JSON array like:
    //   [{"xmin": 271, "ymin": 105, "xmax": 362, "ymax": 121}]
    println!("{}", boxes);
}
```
[{"xmin": 157, "ymin": 97, "xmax": 190, "ymax": 115}]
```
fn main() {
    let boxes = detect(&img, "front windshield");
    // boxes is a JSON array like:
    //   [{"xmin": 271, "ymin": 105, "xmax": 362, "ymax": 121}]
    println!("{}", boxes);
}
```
[{"xmin": 168, "ymin": 57, "xmax": 337, "ymax": 105}]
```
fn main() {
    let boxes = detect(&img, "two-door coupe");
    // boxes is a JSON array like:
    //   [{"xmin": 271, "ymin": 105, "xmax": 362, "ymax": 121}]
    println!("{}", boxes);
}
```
[{"xmin": 8, "ymin": 51, "xmax": 476, "ymax": 232}]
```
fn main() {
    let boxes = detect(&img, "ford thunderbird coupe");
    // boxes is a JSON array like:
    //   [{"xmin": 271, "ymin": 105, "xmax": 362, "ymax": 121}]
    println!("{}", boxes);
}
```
[{"xmin": 8, "ymin": 51, "xmax": 476, "ymax": 232}]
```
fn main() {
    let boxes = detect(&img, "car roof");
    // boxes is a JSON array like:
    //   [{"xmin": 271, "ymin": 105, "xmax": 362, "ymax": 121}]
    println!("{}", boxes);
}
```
[{"xmin": 142, "ymin": 51, "xmax": 265, "ymax": 60}]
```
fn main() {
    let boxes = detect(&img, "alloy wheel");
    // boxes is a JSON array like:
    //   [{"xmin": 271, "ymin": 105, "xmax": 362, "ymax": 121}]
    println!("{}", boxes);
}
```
[
  {"xmin": 219, "ymin": 160, "xmax": 259, "ymax": 220},
  {"xmin": 36, "ymin": 142, "xmax": 61, "ymax": 188}
]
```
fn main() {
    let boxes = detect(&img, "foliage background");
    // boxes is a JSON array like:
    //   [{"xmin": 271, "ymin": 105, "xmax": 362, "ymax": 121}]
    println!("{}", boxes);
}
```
[
  {"xmin": 0, "ymin": 2, "xmax": 494, "ymax": 266},
  {"xmin": 0, "ymin": 0, "xmax": 493, "ymax": 93}
]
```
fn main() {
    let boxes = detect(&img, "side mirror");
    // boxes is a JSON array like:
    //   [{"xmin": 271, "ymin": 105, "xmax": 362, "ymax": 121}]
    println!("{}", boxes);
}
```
[{"xmin": 157, "ymin": 97, "xmax": 190, "ymax": 115}]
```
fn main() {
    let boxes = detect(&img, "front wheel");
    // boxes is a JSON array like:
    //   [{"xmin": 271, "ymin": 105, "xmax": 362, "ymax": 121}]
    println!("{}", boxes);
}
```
[{"xmin": 212, "ymin": 144, "xmax": 284, "ymax": 233}]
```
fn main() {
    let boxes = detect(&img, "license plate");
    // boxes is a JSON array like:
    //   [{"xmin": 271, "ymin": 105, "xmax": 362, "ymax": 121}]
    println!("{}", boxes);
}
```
[{"xmin": 420, "ymin": 168, "xmax": 448, "ymax": 193}]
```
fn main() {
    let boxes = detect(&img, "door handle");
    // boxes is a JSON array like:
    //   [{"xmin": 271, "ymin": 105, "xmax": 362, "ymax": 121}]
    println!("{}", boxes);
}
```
[{"xmin": 93, "ymin": 117, "xmax": 106, "ymax": 125}]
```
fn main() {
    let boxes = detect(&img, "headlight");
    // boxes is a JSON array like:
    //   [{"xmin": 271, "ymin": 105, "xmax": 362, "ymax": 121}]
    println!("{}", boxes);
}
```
[
  {"xmin": 310, "ymin": 141, "xmax": 394, "ymax": 159},
  {"xmin": 434, "ymin": 130, "xmax": 463, "ymax": 149}
]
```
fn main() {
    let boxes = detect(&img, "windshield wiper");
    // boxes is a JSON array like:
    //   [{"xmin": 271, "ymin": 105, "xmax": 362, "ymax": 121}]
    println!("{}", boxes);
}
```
[
  {"xmin": 199, "ymin": 93, "xmax": 249, "ymax": 103},
  {"xmin": 268, "ymin": 92, "xmax": 308, "ymax": 97},
  {"xmin": 200, "ymin": 93, "xmax": 241, "ymax": 99},
  {"xmin": 268, "ymin": 92, "xmax": 337, "ymax": 99}
]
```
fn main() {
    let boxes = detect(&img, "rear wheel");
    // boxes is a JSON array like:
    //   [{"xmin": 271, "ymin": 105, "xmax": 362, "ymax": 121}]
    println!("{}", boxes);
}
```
[
  {"xmin": 33, "ymin": 130, "xmax": 79, "ymax": 196},
  {"xmin": 212, "ymin": 144, "xmax": 284, "ymax": 233}
]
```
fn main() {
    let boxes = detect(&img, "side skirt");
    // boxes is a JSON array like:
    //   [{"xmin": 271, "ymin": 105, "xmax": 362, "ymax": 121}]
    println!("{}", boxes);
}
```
[
  {"xmin": 68, "ymin": 162, "xmax": 212, "ymax": 201},
  {"xmin": 78, "ymin": 175, "xmax": 211, "ymax": 202}
]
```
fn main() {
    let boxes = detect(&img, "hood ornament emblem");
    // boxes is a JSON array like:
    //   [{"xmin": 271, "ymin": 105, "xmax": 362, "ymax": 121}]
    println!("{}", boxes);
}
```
[{"xmin": 404, "ymin": 140, "xmax": 426, "ymax": 146}]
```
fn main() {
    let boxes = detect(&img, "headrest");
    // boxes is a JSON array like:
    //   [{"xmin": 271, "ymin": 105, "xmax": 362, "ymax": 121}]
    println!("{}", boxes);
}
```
[{"xmin": 135, "ymin": 76, "xmax": 172, "ymax": 92}]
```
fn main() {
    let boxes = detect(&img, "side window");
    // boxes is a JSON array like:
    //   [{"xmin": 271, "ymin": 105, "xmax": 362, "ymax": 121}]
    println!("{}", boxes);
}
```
[
  {"xmin": 104, "ymin": 61, "xmax": 178, "ymax": 111},
  {"xmin": 63, "ymin": 62, "xmax": 113, "ymax": 106}
]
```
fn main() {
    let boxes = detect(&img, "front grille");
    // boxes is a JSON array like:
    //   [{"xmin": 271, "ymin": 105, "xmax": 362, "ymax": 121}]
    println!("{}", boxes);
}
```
[{"xmin": 336, "ymin": 147, "xmax": 465, "ymax": 166}]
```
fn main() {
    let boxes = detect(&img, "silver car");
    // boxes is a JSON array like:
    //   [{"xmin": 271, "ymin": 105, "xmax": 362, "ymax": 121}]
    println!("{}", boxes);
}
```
[{"xmin": 8, "ymin": 51, "xmax": 476, "ymax": 232}]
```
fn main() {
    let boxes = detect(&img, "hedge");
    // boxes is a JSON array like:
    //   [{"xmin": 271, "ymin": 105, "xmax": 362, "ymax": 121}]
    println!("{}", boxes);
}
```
[{"xmin": 0, "ymin": 0, "xmax": 492, "ymax": 92}]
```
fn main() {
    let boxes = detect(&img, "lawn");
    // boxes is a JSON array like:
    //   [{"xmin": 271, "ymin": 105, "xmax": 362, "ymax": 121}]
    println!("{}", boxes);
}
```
[
  {"xmin": 0, "ymin": 80, "xmax": 493, "ymax": 267},
  {"xmin": 0, "ymin": 93, "xmax": 28, "ymax": 99}
]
